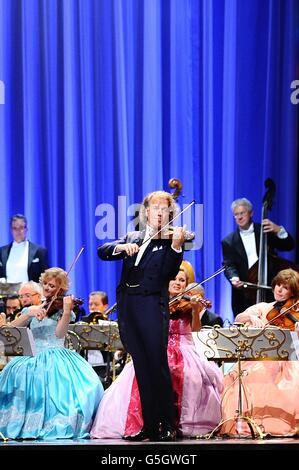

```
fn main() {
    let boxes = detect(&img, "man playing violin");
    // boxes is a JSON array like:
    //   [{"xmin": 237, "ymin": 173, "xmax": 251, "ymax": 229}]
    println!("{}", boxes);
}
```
[
  {"xmin": 221, "ymin": 268, "xmax": 299, "ymax": 437},
  {"xmin": 98, "ymin": 190, "xmax": 185, "ymax": 441},
  {"xmin": 91, "ymin": 264, "xmax": 223, "ymax": 439}
]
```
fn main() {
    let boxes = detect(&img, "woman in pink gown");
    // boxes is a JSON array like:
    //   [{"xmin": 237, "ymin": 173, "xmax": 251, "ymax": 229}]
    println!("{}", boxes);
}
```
[
  {"xmin": 91, "ymin": 266, "xmax": 223, "ymax": 439},
  {"xmin": 221, "ymin": 268, "xmax": 299, "ymax": 437}
]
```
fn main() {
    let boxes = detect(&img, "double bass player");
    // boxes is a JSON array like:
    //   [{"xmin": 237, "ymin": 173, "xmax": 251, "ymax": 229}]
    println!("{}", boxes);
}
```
[{"xmin": 221, "ymin": 197, "xmax": 295, "ymax": 316}]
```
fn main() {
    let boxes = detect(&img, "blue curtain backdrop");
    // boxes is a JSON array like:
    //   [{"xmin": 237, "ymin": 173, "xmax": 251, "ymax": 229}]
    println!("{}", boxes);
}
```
[{"xmin": 0, "ymin": 0, "xmax": 297, "ymax": 321}]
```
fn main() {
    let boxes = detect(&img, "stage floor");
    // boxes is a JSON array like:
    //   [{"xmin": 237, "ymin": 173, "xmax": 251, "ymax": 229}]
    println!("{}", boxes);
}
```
[{"xmin": 1, "ymin": 436, "xmax": 298, "ymax": 458}]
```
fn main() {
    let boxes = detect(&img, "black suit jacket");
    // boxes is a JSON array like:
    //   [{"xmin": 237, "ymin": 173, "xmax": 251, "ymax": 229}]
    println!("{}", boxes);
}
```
[
  {"xmin": 221, "ymin": 223, "xmax": 295, "ymax": 315},
  {"xmin": 98, "ymin": 230, "xmax": 183, "ymax": 297},
  {"xmin": 0, "ymin": 241, "xmax": 49, "ymax": 283},
  {"xmin": 201, "ymin": 309, "xmax": 223, "ymax": 327}
]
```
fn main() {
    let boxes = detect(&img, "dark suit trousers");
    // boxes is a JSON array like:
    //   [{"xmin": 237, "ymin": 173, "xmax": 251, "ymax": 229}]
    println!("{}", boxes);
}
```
[{"xmin": 118, "ymin": 290, "xmax": 174, "ymax": 431}]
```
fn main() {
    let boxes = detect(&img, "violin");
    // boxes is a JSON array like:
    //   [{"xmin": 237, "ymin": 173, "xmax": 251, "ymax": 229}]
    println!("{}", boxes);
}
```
[
  {"xmin": 43, "ymin": 295, "xmax": 84, "ymax": 317},
  {"xmin": 266, "ymin": 298, "xmax": 299, "ymax": 330},
  {"xmin": 169, "ymin": 289, "xmax": 212, "ymax": 315},
  {"xmin": 162, "ymin": 226, "xmax": 195, "ymax": 241}
]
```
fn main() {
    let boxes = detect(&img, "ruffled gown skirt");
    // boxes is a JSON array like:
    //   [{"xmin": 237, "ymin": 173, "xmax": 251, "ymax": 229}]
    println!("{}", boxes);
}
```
[
  {"xmin": 0, "ymin": 348, "xmax": 104, "ymax": 439},
  {"xmin": 220, "ymin": 361, "xmax": 299, "ymax": 436},
  {"xmin": 91, "ymin": 331, "xmax": 223, "ymax": 438}
]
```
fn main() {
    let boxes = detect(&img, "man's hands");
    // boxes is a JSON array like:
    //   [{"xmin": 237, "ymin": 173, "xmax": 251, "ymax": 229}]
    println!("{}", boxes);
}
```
[
  {"xmin": 262, "ymin": 218, "xmax": 280, "ymax": 234},
  {"xmin": 115, "ymin": 243, "xmax": 140, "ymax": 257},
  {"xmin": 171, "ymin": 225, "xmax": 186, "ymax": 250}
]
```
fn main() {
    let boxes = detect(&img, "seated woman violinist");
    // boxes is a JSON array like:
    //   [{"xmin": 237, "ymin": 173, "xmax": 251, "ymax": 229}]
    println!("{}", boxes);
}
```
[
  {"xmin": 220, "ymin": 268, "xmax": 299, "ymax": 437},
  {"xmin": 235, "ymin": 268, "xmax": 299, "ymax": 330}
]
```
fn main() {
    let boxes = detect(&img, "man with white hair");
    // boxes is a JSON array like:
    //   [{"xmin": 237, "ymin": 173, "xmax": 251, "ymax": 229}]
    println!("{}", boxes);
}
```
[{"xmin": 221, "ymin": 198, "xmax": 295, "ymax": 316}]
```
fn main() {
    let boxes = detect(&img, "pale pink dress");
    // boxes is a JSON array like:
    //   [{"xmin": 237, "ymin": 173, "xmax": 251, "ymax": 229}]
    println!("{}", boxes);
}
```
[
  {"xmin": 91, "ymin": 311, "xmax": 223, "ymax": 438},
  {"xmin": 221, "ymin": 302, "xmax": 299, "ymax": 436}
]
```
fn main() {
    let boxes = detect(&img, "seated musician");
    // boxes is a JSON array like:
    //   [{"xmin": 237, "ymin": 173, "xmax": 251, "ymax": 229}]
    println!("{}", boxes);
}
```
[
  {"xmin": 220, "ymin": 268, "xmax": 299, "ymax": 437},
  {"xmin": 18, "ymin": 281, "xmax": 43, "ymax": 308},
  {"xmin": 4, "ymin": 294, "xmax": 22, "ymax": 322},
  {"xmin": 81, "ymin": 291, "xmax": 109, "ymax": 323},
  {"xmin": 80, "ymin": 291, "xmax": 112, "ymax": 377},
  {"xmin": 186, "ymin": 283, "xmax": 224, "ymax": 330},
  {"xmin": 91, "ymin": 263, "xmax": 223, "ymax": 440}
]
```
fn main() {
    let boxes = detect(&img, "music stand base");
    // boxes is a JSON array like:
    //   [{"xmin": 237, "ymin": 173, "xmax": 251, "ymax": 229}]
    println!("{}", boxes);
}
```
[{"xmin": 206, "ymin": 415, "xmax": 265, "ymax": 440}]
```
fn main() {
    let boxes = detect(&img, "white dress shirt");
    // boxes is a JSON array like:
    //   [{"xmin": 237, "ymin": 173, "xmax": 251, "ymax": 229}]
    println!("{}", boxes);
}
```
[
  {"xmin": 134, "ymin": 225, "xmax": 154, "ymax": 266},
  {"xmin": 6, "ymin": 240, "xmax": 29, "ymax": 282},
  {"xmin": 239, "ymin": 223, "xmax": 258, "ymax": 269}
]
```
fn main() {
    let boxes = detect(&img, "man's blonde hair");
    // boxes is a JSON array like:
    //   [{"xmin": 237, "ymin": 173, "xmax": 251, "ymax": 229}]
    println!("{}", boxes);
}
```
[{"xmin": 138, "ymin": 191, "xmax": 177, "ymax": 227}]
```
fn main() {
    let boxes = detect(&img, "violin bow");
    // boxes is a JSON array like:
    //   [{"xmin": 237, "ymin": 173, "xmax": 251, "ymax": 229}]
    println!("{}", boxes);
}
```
[
  {"xmin": 169, "ymin": 267, "xmax": 225, "ymax": 306},
  {"xmin": 44, "ymin": 246, "xmax": 85, "ymax": 315}
]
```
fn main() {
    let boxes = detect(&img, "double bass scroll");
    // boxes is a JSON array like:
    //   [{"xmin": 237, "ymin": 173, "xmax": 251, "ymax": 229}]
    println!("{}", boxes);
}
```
[{"xmin": 256, "ymin": 178, "xmax": 276, "ymax": 303}]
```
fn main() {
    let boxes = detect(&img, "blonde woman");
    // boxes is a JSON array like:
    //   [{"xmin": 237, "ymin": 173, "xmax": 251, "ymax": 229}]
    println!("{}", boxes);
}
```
[{"xmin": 0, "ymin": 267, "xmax": 103, "ymax": 439}]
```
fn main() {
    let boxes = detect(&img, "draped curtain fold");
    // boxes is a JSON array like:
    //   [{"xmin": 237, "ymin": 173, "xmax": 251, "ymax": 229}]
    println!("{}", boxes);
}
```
[{"xmin": 0, "ymin": 0, "xmax": 297, "ymax": 321}]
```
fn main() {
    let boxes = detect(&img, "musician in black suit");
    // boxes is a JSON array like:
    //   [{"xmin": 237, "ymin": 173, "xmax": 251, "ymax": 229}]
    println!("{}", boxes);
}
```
[
  {"xmin": 221, "ymin": 198, "xmax": 295, "ymax": 316},
  {"xmin": 186, "ymin": 283, "xmax": 223, "ymax": 329},
  {"xmin": 98, "ymin": 191, "xmax": 185, "ymax": 441},
  {"xmin": 0, "ymin": 214, "xmax": 48, "ymax": 283}
]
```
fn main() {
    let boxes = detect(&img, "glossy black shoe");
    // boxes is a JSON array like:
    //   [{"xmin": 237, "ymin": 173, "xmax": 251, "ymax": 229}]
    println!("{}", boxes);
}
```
[
  {"xmin": 159, "ymin": 428, "xmax": 177, "ymax": 442},
  {"xmin": 122, "ymin": 427, "xmax": 159, "ymax": 442}
]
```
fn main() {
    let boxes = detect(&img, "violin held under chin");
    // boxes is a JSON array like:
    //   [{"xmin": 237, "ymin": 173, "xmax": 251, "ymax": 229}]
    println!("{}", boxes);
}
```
[
  {"xmin": 169, "ymin": 289, "xmax": 212, "ymax": 315},
  {"xmin": 43, "ymin": 295, "xmax": 83, "ymax": 317},
  {"xmin": 161, "ymin": 226, "xmax": 195, "ymax": 241},
  {"xmin": 265, "ymin": 298, "xmax": 299, "ymax": 330}
]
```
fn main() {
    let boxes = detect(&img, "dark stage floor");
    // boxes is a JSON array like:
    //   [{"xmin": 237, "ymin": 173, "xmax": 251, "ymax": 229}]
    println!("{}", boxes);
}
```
[{"xmin": 1, "ymin": 436, "xmax": 298, "ymax": 462}]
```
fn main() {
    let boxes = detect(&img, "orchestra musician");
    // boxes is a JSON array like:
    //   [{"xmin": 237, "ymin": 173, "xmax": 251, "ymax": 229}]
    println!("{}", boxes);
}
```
[
  {"xmin": 97, "ymin": 190, "xmax": 186, "ymax": 441},
  {"xmin": 91, "ymin": 264, "xmax": 223, "ymax": 439},
  {"xmin": 4, "ymin": 295, "xmax": 21, "ymax": 322},
  {"xmin": 221, "ymin": 198, "xmax": 295, "ymax": 316},
  {"xmin": 185, "ymin": 283, "xmax": 224, "ymax": 329},
  {"xmin": 0, "ymin": 214, "xmax": 49, "ymax": 283},
  {"xmin": 82, "ymin": 291, "xmax": 109, "ymax": 324},
  {"xmin": 0, "ymin": 282, "xmax": 42, "ymax": 326},
  {"xmin": 18, "ymin": 281, "xmax": 43, "ymax": 308},
  {"xmin": 220, "ymin": 268, "xmax": 299, "ymax": 437}
]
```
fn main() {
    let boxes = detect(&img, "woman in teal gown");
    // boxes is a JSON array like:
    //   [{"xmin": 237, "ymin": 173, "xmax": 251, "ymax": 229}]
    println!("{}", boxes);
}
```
[{"xmin": 0, "ymin": 268, "xmax": 104, "ymax": 440}]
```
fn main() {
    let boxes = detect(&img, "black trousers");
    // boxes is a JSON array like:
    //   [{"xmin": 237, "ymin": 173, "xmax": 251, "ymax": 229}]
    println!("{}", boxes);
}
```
[{"xmin": 118, "ymin": 291, "xmax": 175, "ymax": 431}]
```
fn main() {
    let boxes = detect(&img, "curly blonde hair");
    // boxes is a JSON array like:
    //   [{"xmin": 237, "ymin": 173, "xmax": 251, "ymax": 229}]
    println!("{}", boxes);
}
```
[
  {"xmin": 40, "ymin": 267, "xmax": 69, "ymax": 293},
  {"xmin": 138, "ymin": 190, "xmax": 178, "ymax": 228}
]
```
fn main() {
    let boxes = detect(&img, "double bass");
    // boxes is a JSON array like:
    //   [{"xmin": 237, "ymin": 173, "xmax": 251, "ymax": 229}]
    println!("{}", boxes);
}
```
[{"xmin": 247, "ymin": 179, "xmax": 298, "ymax": 303}]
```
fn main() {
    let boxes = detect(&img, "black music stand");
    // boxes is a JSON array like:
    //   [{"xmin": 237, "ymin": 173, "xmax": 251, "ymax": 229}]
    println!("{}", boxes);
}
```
[
  {"xmin": 67, "ymin": 321, "xmax": 123, "ymax": 386},
  {"xmin": 193, "ymin": 325, "xmax": 298, "ymax": 439},
  {"xmin": 0, "ymin": 281, "xmax": 22, "ymax": 297},
  {"xmin": 0, "ymin": 325, "xmax": 35, "ymax": 357}
]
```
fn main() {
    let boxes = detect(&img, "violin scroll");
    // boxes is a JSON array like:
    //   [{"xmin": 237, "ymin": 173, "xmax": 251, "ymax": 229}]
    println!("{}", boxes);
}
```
[{"xmin": 168, "ymin": 178, "xmax": 183, "ymax": 201}]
